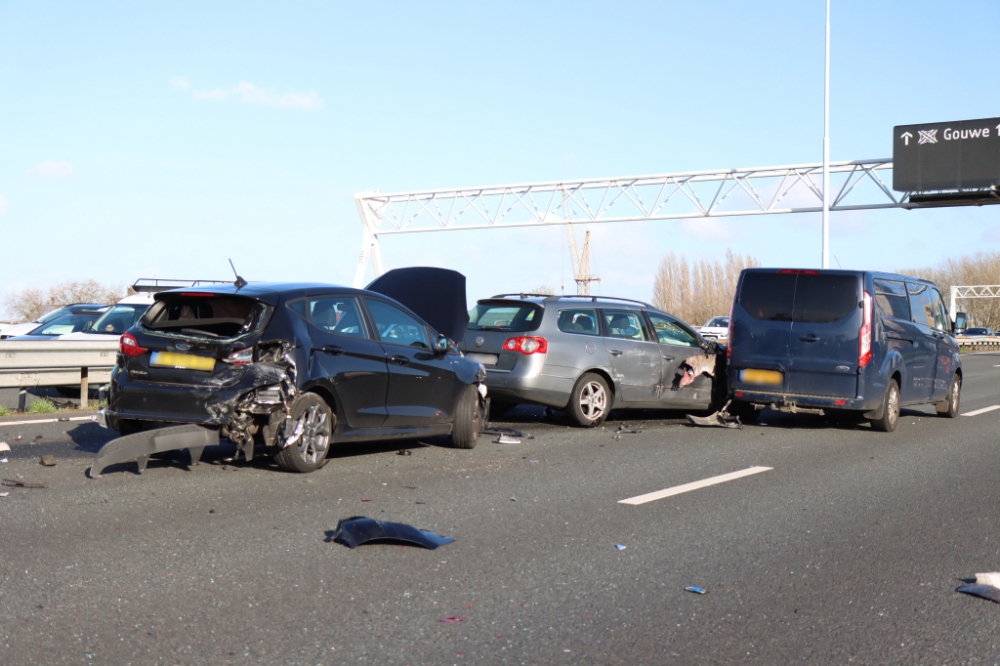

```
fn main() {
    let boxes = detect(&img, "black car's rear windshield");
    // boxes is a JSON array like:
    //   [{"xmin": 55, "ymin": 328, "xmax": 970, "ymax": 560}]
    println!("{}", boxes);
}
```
[
  {"xmin": 738, "ymin": 272, "xmax": 859, "ymax": 324},
  {"xmin": 141, "ymin": 294, "xmax": 267, "ymax": 339},
  {"xmin": 468, "ymin": 302, "xmax": 542, "ymax": 332}
]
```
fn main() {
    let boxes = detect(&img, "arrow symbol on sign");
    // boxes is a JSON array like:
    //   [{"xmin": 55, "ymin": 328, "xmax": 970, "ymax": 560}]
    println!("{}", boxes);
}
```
[{"xmin": 900, "ymin": 131, "xmax": 913, "ymax": 146}]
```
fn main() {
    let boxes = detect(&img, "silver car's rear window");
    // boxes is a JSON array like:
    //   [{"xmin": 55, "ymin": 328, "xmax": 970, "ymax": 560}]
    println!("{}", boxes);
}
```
[{"xmin": 468, "ymin": 303, "xmax": 542, "ymax": 332}]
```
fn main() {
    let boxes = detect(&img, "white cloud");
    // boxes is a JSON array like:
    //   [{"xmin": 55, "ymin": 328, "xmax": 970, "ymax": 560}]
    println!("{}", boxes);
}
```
[
  {"xmin": 29, "ymin": 160, "xmax": 75, "ymax": 177},
  {"xmin": 169, "ymin": 75, "xmax": 190, "ymax": 90},
  {"xmin": 189, "ymin": 81, "xmax": 323, "ymax": 110},
  {"xmin": 0, "ymin": 194, "xmax": 7, "ymax": 215}
]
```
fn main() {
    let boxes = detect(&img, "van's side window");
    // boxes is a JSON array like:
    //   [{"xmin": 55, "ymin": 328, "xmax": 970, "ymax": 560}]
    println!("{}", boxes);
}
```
[
  {"xmin": 930, "ymin": 289, "xmax": 951, "ymax": 331},
  {"xmin": 873, "ymin": 279, "xmax": 910, "ymax": 321},
  {"xmin": 907, "ymin": 283, "xmax": 945, "ymax": 330}
]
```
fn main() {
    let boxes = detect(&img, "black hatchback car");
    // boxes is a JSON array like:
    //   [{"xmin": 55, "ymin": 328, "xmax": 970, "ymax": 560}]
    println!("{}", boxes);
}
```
[{"xmin": 105, "ymin": 268, "xmax": 486, "ymax": 472}]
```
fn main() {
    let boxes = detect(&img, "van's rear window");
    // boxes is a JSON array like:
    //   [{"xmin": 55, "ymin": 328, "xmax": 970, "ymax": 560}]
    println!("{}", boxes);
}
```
[
  {"xmin": 739, "ymin": 273, "xmax": 859, "ymax": 323},
  {"xmin": 793, "ymin": 274, "xmax": 859, "ymax": 323},
  {"xmin": 468, "ymin": 302, "xmax": 542, "ymax": 332},
  {"xmin": 738, "ymin": 273, "xmax": 796, "ymax": 321},
  {"xmin": 142, "ymin": 296, "xmax": 264, "ymax": 339}
]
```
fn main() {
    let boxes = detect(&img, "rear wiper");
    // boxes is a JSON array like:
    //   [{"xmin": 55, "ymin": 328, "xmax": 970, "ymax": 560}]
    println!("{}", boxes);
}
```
[
  {"xmin": 478, "ymin": 326, "xmax": 509, "ymax": 331},
  {"xmin": 181, "ymin": 328, "xmax": 220, "ymax": 338}
]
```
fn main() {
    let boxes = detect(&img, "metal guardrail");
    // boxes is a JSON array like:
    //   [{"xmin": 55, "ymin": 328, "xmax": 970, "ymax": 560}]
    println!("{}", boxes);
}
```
[
  {"xmin": 0, "ymin": 340, "xmax": 119, "ymax": 408},
  {"xmin": 956, "ymin": 335, "xmax": 1000, "ymax": 352}
]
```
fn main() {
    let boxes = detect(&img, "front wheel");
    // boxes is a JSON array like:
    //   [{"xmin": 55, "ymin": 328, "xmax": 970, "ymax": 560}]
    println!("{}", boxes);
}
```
[
  {"xmin": 274, "ymin": 393, "xmax": 334, "ymax": 473},
  {"xmin": 870, "ymin": 379, "xmax": 900, "ymax": 432},
  {"xmin": 567, "ymin": 373, "xmax": 611, "ymax": 427},
  {"xmin": 936, "ymin": 374, "xmax": 961, "ymax": 418},
  {"xmin": 450, "ymin": 385, "xmax": 481, "ymax": 449}
]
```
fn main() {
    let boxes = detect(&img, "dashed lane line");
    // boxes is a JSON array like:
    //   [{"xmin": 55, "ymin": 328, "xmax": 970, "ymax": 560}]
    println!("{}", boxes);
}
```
[
  {"xmin": 961, "ymin": 405, "xmax": 1000, "ymax": 417},
  {"xmin": 618, "ymin": 466, "xmax": 773, "ymax": 506}
]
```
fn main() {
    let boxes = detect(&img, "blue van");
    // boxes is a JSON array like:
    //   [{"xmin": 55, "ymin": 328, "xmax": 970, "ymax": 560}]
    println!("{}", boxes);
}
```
[{"xmin": 727, "ymin": 269, "xmax": 963, "ymax": 432}]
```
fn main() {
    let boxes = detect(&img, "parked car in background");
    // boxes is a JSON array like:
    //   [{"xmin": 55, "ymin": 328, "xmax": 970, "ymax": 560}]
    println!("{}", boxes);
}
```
[
  {"xmin": 104, "ymin": 268, "xmax": 485, "ymax": 473},
  {"xmin": 6, "ymin": 308, "xmax": 108, "ymax": 340},
  {"xmin": 459, "ymin": 294, "xmax": 725, "ymax": 427},
  {"xmin": 728, "ymin": 268, "xmax": 962, "ymax": 432},
  {"xmin": 963, "ymin": 327, "xmax": 992, "ymax": 336},
  {"xmin": 0, "ymin": 303, "xmax": 107, "ymax": 339},
  {"xmin": 699, "ymin": 316, "xmax": 730, "ymax": 342}
]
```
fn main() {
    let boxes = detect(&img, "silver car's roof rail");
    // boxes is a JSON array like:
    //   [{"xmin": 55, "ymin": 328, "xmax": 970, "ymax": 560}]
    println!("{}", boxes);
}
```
[
  {"xmin": 132, "ymin": 278, "xmax": 233, "ymax": 293},
  {"xmin": 548, "ymin": 295, "xmax": 654, "ymax": 308},
  {"xmin": 489, "ymin": 293, "xmax": 556, "ymax": 299}
]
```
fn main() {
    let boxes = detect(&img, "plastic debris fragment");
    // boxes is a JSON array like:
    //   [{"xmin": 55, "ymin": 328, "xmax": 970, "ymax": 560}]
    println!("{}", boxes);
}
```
[
  {"xmin": 495, "ymin": 434, "xmax": 521, "ymax": 444},
  {"xmin": 976, "ymin": 572, "xmax": 1000, "ymax": 587},
  {"xmin": 481, "ymin": 427, "xmax": 524, "ymax": 439},
  {"xmin": 90, "ymin": 424, "xmax": 217, "ymax": 478},
  {"xmin": 0, "ymin": 492, "xmax": 8, "ymax": 497},
  {"xmin": 615, "ymin": 544, "xmax": 626, "ymax": 550},
  {"xmin": 2, "ymin": 478, "xmax": 47, "ymax": 489},
  {"xmin": 957, "ymin": 583, "xmax": 1000, "ymax": 603},
  {"xmin": 40, "ymin": 454, "xmax": 56, "ymax": 466},
  {"xmin": 329, "ymin": 516, "xmax": 455, "ymax": 550},
  {"xmin": 397, "ymin": 449, "xmax": 412, "ymax": 456},
  {"xmin": 685, "ymin": 586, "xmax": 708, "ymax": 595},
  {"xmin": 687, "ymin": 408, "xmax": 742, "ymax": 429},
  {"xmin": 439, "ymin": 616, "xmax": 466, "ymax": 623},
  {"xmin": 0, "ymin": 458, "xmax": 7, "ymax": 463},
  {"xmin": 0, "ymin": 442, "xmax": 9, "ymax": 452}
]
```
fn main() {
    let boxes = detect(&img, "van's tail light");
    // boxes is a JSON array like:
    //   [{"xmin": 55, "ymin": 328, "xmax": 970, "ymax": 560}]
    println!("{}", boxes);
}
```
[
  {"xmin": 222, "ymin": 347, "xmax": 254, "ymax": 365},
  {"xmin": 503, "ymin": 336, "xmax": 548, "ymax": 355},
  {"xmin": 858, "ymin": 291, "xmax": 873, "ymax": 368},
  {"xmin": 726, "ymin": 298, "xmax": 736, "ymax": 359},
  {"xmin": 119, "ymin": 332, "xmax": 148, "ymax": 357}
]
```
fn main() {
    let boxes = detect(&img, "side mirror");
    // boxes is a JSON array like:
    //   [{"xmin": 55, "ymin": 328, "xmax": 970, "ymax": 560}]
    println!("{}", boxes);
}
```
[
  {"xmin": 434, "ymin": 335, "xmax": 450, "ymax": 353},
  {"xmin": 954, "ymin": 312, "xmax": 967, "ymax": 334}
]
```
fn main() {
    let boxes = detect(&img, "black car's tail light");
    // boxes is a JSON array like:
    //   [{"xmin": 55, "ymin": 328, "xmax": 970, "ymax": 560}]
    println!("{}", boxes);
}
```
[
  {"xmin": 222, "ymin": 347, "xmax": 254, "ymax": 365},
  {"xmin": 119, "ymin": 332, "xmax": 148, "ymax": 357}
]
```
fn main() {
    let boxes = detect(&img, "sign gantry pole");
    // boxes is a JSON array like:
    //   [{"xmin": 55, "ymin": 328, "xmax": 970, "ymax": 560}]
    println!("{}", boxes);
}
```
[{"xmin": 822, "ymin": 0, "xmax": 831, "ymax": 269}]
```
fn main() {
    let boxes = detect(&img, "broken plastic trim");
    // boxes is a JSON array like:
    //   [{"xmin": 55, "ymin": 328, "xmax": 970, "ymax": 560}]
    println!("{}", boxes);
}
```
[
  {"xmin": 89, "ymin": 424, "xmax": 219, "ymax": 478},
  {"xmin": 327, "ymin": 516, "xmax": 455, "ymax": 550},
  {"xmin": 686, "ymin": 400, "xmax": 743, "ymax": 429},
  {"xmin": 956, "ymin": 584, "xmax": 1000, "ymax": 603}
]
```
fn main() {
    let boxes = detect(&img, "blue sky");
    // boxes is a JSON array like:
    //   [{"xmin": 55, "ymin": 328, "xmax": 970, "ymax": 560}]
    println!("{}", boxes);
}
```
[{"xmin": 2, "ymin": 0, "xmax": 998, "ymax": 311}]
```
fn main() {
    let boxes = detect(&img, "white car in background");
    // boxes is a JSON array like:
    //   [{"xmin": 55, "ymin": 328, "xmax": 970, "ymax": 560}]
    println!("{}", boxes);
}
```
[
  {"xmin": 0, "ymin": 303, "xmax": 109, "ymax": 339},
  {"xmin": 698, "ymin": 315, "xmax": 730, "ymax": 342}
]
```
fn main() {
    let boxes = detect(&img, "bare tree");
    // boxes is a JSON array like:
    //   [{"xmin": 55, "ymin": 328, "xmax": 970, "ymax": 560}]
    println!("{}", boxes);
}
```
[
  {"xmin": 3, "ymin": 280, "xmax": 128, "ymax": 322},
  {"xmin": 653, "ymin": 249, "xmax": 760, "ymax": 325},
  {"xmin": 900, "ymin": 251, "xmax": 1000, "ymax": 330}
]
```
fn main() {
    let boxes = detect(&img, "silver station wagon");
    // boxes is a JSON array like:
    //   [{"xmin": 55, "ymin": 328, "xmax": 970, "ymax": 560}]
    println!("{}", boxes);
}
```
[{"xmin": 459, "ymin": 294, "xmax": 725, "ymax": 426}]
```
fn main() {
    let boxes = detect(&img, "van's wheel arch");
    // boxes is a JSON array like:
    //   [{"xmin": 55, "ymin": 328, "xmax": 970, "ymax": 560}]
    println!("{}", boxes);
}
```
[
  {"xmin": 870, "ymin": 379, "xmax": 900, "ymax": 432},
  {"xmin": 936, "ymin": 373, "xmax": 961, "ymax": 418},
  {"xmin": 274, "ymin": 393, "xmax": 334, "ymax": 473}
]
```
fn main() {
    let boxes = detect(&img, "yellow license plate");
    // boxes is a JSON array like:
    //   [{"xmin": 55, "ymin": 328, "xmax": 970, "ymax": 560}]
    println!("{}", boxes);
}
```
[
  {"xmin": 740, "ymin": 369, "xmax": 783, "ymax": 386},
  {"xmin": 150, "ymin": 351, "xmax": 216, "ymax": 372}
]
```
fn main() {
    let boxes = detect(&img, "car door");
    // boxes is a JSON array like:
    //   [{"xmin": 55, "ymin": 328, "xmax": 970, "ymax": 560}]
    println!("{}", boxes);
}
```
[
  {"xmin": 873, "ymin": 279, "xmax": 919, "ymax": 404},
  {"xmin": 905, "ymin": 283, "xmax": 940, "ymax": 401},
  {"xmin": 600, "ymin": 309, "xmax": 661, "ymax": 403},
  {"xmin": 363, "ymin": 298, "xmax": 458, "ymax": 426},
  {"xmin": 645, "ymin": 311, "xmax": 713, "ymax": 409},
  {"xmin": 291, "ymin": 295, "xmax": 390, "ymax": 429}
]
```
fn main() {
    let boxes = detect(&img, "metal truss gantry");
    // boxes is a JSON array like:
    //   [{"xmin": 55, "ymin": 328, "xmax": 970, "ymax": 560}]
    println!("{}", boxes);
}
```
[
  {"xmin": 950, "ymin": 285, "xmax": 1000, "ymax": 322},
  {"xmin": 353, "ymin": 158, "xmax": 906, "ymax": 287}
]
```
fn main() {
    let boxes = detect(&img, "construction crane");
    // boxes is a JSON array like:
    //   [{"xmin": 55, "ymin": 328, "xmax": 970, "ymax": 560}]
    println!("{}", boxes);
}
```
[{"xmin": 562, "ymin": 188, "xmax": 600, "ymax": 296}]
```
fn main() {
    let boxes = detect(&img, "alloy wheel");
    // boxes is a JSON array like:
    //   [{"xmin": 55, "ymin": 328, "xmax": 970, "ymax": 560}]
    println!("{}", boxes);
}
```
[
  {"xmin": 294, "ymin": 405, "xmax": 331, "ymax": 465},
  {"xmin": 580, "ymin": 381, "xmax": 608, "ymax": 421}
]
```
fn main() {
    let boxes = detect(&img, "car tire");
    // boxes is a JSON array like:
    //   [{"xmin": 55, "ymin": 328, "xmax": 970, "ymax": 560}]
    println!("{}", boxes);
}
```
[
  {"xmin": 450, "ymin": 385, "xmax": 481, "ymax": 449},
  {"xmin": 567, "ymin": 373, "xmax": 611, "ymax": 428},
  {"xmin": 870, "ymin": 379, "xmax": 900, "ymax": 432},
  {"xmin": 274, "ymin": 393, "xmax": 334, "ymax": 473},
  {"xmin": 936, "ymin": 374, "xmax": 961, "ymax": 418},
  {"xmin": 728, "ymin": 401, "xmax": 760, "ymax": 424}
]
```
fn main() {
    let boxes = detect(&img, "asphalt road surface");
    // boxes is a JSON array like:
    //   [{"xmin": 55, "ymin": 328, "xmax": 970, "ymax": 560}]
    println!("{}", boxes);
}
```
[{"xmin": 2, "ymin": 354, "xmax": 1000, "ymax": 665}]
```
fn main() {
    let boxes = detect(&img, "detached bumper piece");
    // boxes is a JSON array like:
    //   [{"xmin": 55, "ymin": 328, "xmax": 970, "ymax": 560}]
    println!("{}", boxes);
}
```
[
  {"xmin": 328, "ymin": 516, "xmax": 455, "ymax": 550},
  {"xmin": 89, "ymin": 424, "xmax": 219, "ymax": 478}
]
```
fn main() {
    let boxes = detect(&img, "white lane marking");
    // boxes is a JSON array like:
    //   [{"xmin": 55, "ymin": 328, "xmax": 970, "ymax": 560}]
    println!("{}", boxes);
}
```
[
  {"xmin": 962, "ymin": 405, "xmax": 1000, "ymax": 417},
  {"xmin": 618, "ymin": 466, "xmax": 773, "ymax": 506},
  {"xmin": 0, "ymin": 416, "xmax": 94, "ymax": 428}
]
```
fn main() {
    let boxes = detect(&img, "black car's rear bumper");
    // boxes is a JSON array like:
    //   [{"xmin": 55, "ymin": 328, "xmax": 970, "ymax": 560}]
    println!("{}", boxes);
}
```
[{"xmin": 105, "ymin": 364, "xmax": 276, "ymax": 429}]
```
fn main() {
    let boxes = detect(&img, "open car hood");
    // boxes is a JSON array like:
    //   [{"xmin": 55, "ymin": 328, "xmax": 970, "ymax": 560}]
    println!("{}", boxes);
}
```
[{"xmin": 366, "ymin": 267, "xmax": 468, "ymax": 342}]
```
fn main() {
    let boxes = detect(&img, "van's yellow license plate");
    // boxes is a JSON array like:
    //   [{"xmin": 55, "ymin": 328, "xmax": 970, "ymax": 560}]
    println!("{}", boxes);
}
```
[
  {"xmin": 150, "ymin": 351, "xmax": 216, "ymax": 372},
  {"xmin": 740, "ymin": 369, "xmax": 783, "ymax": 386}
]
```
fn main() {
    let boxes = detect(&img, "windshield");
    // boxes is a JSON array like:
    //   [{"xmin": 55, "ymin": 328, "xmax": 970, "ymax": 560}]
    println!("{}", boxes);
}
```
[
  {"xmin": 703, "ymin": 316, "xmax": 729, "ymax": 328},
  {"xmin": 88, "ymin": 304, "xmax": 149, "ymax": 334},
  {"xmin": 468, "ymin": 302, "xmax": 543, "ymax": 332},
  {"xmin": 32, "ymin": 313, "xmax": 101, "ymax": 336},
  {"xmin": 36, "ymin": 306, "xmax": 72, "ymax": 324}
]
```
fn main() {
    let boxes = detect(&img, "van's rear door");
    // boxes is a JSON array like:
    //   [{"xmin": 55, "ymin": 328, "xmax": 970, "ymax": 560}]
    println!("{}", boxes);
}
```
[
  {"xmin": 787, "ymin": 272, "xmax": 861, "ymax": 398},
  {"xmin": 730, "ymin": 271, "xmax": 797, "ymax": 393}
]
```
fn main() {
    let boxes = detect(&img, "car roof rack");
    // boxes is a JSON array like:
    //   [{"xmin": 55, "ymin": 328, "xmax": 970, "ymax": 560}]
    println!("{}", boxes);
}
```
[
  {"xmin": 131, "ymin": 278, "xmax": 233, "ymax": 293},
  {"xmin": 488, "ymin": 293, "xmax": 556, "ymax": 300},
  {"xmin": 547, "ymin": 295, "xmax": 654, "ymax": 308}
]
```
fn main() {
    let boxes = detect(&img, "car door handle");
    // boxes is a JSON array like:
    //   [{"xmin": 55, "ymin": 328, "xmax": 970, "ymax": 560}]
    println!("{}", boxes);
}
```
[
  {"xmin": 799, "ymin": 335, "xmax": 820, "ymax": 342},
  {"xmin": 609, "ymin": 349, "xmax": 623, "ymax": 357},
  {"xmin": 391, "ymin": 355, "xmax": 410, "ymax": 366},
  {"xmin": 662, "ymin": 355, "xmax": 675, "ymax": 361},
  {"xmin": 314, "ymin": 345, "xmax": 344, "ymax": 356}
]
